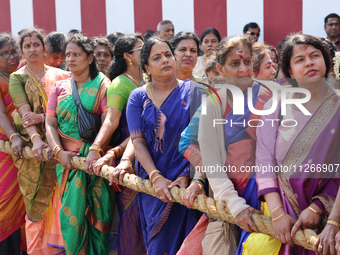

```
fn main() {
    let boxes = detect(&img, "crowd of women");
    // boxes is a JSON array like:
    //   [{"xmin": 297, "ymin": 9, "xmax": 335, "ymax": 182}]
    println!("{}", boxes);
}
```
[{"xmin": 0, "ymin": 25, "xmax": 340, "ymax": 255}]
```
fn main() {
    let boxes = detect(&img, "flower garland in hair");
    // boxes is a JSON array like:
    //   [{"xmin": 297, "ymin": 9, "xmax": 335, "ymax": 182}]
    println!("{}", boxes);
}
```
[{"xmin": 333, "ymin": 51, "xmax": 340, "ymax": 80}]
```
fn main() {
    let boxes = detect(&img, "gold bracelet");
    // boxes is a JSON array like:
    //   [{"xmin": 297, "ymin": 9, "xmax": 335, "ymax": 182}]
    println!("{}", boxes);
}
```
[
  {"xmin": 308, "ymin": 206, "xmax": 322, "ymax": 215},
  {"xmin": 270, "ymin": 206, "xmax": 283, "ymax": 215},
  {"xmin": 92, "ymin": 144, "xmax": 104, "ymax": 155},
  {"xmin": 30, "ymin": 133, "xmax": 40, "ymax": 141},
  {"xmin": 9, "ymin": 133, "xmax": 20, "ymax": 142},
  {"xmin": 152, "ymin": 175, "xmax": 162, "ymax": 184},
  {"xmin": 272, "ymin": 212, "xmax": 286, "ymax": 222},
  {"xmin": 327, "ymin": 220, "xmax": 340, "ymax": 228},
  {"xmin": 191, "ymin": 180, "xmax": 203, "ymax": 189},
  {"xmin": 149, "ymin": 170, "xmax": 161, "ymax": 180},
  {"xmin": 89, "ymin": 145, "xmax": 104, "ymax": 155},
  {"xmin": 54, "ymin": 147, "xmax": 63, "ymax": 158}
]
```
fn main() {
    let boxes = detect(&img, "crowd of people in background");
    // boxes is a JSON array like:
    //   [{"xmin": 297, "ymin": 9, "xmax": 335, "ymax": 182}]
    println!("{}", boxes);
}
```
[{"xmin": 0, "ymin": 11, "xmax": 340, "ymax": 255}]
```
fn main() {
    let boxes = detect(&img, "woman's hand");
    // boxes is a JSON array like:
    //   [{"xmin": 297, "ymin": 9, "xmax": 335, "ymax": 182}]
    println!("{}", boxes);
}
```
[
  {"xmin": 182, "ymin": 182, "xmax": 206, "ymax": 208},
  {"xmin": 93, "ymin": 153, "xmax": 115, "ymax": 176},
  {"xmin": 314, "ymin": 223, "xmax": 339, "ymax": 255},
  {"xmin": 335, "ymin": 230, "xmax": 340, "ymax": 254},
  {"xmin": 57, "ymin": 150, "xmax": 79, "ymax": 170},
  {"xmin": 153, "ymin": 175, "xmax": 173, "ymax": 203},
  {"xmin": 32, "ymin": 137, "xmax": 49, "ymax": 161},
  {"xmin": 11, "ymin": 135, "xmax": 28, "ymax": 159},
  {"xmin": 272, "ymin": 210, "xmax": 296, "ymax": 247},
  {"xmin": 84, "ymin": 150, "xmax": 101, "ymax": 175},
  {"xmin": 109, "ymin": 159, "xmax": 133, "ymax": 185},
  {"xmin": 168, "ymin": 176, "xmax": 190, "ymax": 189},
  {"xmin": 46, "ymin": 147, "xmax": 58, "ymax": 163},
  {"xmin": 235, "ymin": 207, "xmax": 261, "ymax": 233},
  {"xmin": 22, "ymin": 112, "xmax": 43, "ymax": 128},
  {"xmin": 291, "ymin": 206, "xmax": 322, "ymax": 237}
]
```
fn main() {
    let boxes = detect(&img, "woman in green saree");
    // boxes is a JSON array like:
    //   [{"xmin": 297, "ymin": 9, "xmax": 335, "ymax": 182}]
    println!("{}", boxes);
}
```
[{"xmin": 45, "ymin": 34, "xmax": 115, "ymax": 255}]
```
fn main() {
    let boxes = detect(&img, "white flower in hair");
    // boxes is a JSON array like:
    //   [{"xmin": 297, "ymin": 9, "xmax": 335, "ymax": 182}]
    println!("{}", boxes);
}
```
[{"xmin": 333, "ymin": 52, "xmax": 340, "ymax": 80}]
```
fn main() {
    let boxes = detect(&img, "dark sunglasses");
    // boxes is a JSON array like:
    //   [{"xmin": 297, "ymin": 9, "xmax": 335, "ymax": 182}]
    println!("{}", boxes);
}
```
[
  {"xmin": 247, "ymin": 31, "xmax": 260, "ymax": 37},
  {"xmin": 0, "ymin": 50, "xmax": 19, "ymax": 59}
]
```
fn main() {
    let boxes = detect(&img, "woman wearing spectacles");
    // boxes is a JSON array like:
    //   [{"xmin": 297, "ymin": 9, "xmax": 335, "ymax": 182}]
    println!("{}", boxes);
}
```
[
  {"xmin": 8, "ymin": 28, "xmax": 70, "ymax": 254},
  {"xmin": 92, "ymin": 34, "xmax": 146, "ymax": 255},
  {"xmin": 0, "ymin": 33, "xmax": 27, "ymax": 255}
]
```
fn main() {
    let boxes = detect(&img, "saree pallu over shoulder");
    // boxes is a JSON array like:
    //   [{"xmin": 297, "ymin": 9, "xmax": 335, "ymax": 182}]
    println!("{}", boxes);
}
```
[
  {"xmin": 279, "ymin": 92, "xmax": 340, "ymax": 219},
  {"xmin": 55, "ymin": 73, "xmax": 114, "ymax": 255}
]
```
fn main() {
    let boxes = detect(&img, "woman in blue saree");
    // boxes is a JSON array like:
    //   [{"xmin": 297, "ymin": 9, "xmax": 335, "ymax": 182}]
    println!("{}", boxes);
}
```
[{"xmin": 126, "ymin": 36, "xmax": 197, "ymax": 255}]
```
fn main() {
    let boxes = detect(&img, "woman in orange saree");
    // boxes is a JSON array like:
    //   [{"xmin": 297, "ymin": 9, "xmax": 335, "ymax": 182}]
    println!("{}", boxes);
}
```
[{"xmin": 0, "ymin": 33, "xmax": 27, "ymax": 255}]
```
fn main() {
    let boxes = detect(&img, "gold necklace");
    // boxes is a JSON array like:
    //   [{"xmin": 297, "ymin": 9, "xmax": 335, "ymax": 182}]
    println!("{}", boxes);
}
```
[
  {"xmin": 0, "ymin": 70, "xmax": 9, "ymax": 82},
  {"xmin": 150, "ymin": 81, "xmax": 179, "ymax": 110},
  {"xmin": 150, "ymin": 84, "xmax": 159, "ymax": 109},
  {"xmin": 124, "ymin": 72, "xmax": 139, "ymax": 87},
  {"xmin": 26, "ymin": 64, "xmax": 47, "ymax": 86}
]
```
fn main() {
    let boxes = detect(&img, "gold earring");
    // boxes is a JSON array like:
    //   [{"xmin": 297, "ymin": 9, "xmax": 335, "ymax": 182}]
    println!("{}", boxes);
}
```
[{"xmin": 129, "ymin": 60, "xmax": 132, "ymax": 66}]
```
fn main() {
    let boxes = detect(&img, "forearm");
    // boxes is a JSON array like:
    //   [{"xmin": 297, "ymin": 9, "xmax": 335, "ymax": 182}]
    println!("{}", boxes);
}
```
[
  {"xmin": 326, "ymin": 188, "xmax": 340, "ymax": 222},
  {"xmin": 94, "ymin": 109, "xmax": 121, "ymax": 149},
  {"xmin": 133, "ymin": 138, "xmax": 157, "ymax": 175},
  {"xmin": 121, "ymin": 138, "xmax": 134, "ymax": 161},
  {"xmin": 45, "ymin": 118, "xmax": 62, "ymax": 150},
  {"xmin": 263, "ymin": 192, "xmax": 283, "ymax": 213},
  {"xmin": 18, "ymin": 105, "xmax": 39, "ymax": 137},
  {"xmin": 0, "ymin": 112, "xmax": 17, "ymax": 138}
]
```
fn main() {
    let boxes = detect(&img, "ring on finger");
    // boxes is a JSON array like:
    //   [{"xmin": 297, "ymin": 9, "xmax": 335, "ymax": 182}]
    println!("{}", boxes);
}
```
[
  {"xmin": 318, "ymin": 245, "xmax": 323, "ymax": 249},
  {"xmin": 159, "ymin": 196, "xmax": 163, "ymax": 199}
]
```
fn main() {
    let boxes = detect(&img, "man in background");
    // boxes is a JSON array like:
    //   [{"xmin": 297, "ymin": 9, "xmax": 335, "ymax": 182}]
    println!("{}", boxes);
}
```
[
  {"xmin": 324, "ymin": 13, "xmax": 340, "ymax": 51},
  {"xmin": 243, "ymin": 22, "xmax": 260, "ymax": 42},
  {"xmin": 157, "ymin": 20, "xmax": 175, "ymax": 41}
]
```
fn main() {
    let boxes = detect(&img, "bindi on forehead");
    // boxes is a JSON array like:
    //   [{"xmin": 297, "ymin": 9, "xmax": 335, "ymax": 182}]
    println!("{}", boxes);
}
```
[
  {"xmin": 236, "ymin": 49, "xmax": 244, "ymax": 59},
  {"xmin": 298, "ymin": 45, "xmax": 308, "ymax": 51}
]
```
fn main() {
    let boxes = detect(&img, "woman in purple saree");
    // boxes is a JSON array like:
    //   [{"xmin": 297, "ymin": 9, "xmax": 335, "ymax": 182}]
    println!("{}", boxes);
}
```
[
  {"xmin": 126, "ymin": 37, "xmax": 197, "ymax": 254},
  {"xmin": 256, "ymin": 34, "xmax": 340, "ymax": 254}
]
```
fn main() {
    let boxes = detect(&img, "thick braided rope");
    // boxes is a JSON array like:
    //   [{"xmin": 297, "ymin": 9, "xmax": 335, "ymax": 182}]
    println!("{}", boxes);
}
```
[{"xmin": 0, "ymin": 140, "xmax": 318, "ymax": 250}]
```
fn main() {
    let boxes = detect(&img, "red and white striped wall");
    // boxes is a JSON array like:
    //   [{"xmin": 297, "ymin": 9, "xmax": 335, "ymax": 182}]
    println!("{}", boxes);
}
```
[{"xmin": 1, "ymin": 0, "xmax": 340, "ymax": 48}]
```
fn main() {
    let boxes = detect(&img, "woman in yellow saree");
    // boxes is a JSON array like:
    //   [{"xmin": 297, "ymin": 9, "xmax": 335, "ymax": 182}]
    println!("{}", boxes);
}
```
[{"xmin": 9, "ymin": 28, "xmax": 70, "ymax": 254}]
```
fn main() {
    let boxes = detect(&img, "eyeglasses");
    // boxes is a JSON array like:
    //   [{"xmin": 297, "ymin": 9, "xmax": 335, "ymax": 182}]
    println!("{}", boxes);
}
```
[
  {"xmin": 247, "ymin": 31, "xmax": 260, "ymax": 37},
  {"xmin": 0, "ymin": 50, "xmax": 19, "ymax": 59},
  {"xmin": 130, "ymin": 46, "xmax": 143, "ymax": 52}
]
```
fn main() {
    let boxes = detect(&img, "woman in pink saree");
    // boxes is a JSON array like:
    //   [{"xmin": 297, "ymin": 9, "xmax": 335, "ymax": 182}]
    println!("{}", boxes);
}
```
[{"xmin": 256, "ymin": 34, "xmax": 340, "ymax": 254}]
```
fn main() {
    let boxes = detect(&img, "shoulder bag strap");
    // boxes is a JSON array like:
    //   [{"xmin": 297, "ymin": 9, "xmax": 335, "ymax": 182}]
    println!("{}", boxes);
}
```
[{"xmin": 71, "ymin": 77, "xmax": 81, "ymax": 107}]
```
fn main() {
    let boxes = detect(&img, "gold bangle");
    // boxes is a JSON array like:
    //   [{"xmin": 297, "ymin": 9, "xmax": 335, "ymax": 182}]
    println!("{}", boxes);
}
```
[
  {"xmin": 191, "ymin": 180, "xmax": 204, "ymax": 189},
  {"xmin": 272, "ymin": 212, "xmax": 286, "ymax": 222},
  {"xmin": 308, "ymin": 206, "xmax": 322, "ymax": 215},
  {"xmin": 149, "ymin": 170, "xmax": 161, "ymax": 180},
  {"xmin": 327, "ymin": 220, "xmax": 340, "ymax": 228},
  {"xmin": 9, "ymin": 133, "xmax": 20, "ymax": 142},
  {"xmin": 152, "ymin": 175, "xmax": 162, "ymax": 184},
  {"xmin": 54, "ymin": 147, "xmax": 63, "ymax": 158},
  {"xmin": 92, "ymin": 144, "xmax": 104, "ymax": 155},
  {"xmin": 89, "ymin": 145, "xmax": 103, "ymax": 155},
  {"xmin": 270, "ymin": 206, "xmax": 283, "ymax": 215},
  {"xmin": 30, "ymin": 133, "xmax": 40, "ymax": 141}
]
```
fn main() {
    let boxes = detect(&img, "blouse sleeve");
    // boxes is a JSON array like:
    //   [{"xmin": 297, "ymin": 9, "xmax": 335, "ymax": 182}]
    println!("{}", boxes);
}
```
[
  {"xmin": 46, "ymin": 82, "xmax": 59, "ymax": 118},
  {"xmin": 9, "ymin": 73, "xmax": 29, "ymax": 108},
  {"xmin": 107, "ymin": 77, "xmax": 129, "ymax": 112},
  {"xmin": 126, "ymin": 88, "xmax": 145, "ymax": 141},
  {"xmin": 256, "ymin": 98, "xmax": 280, "ymax": 201}
]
